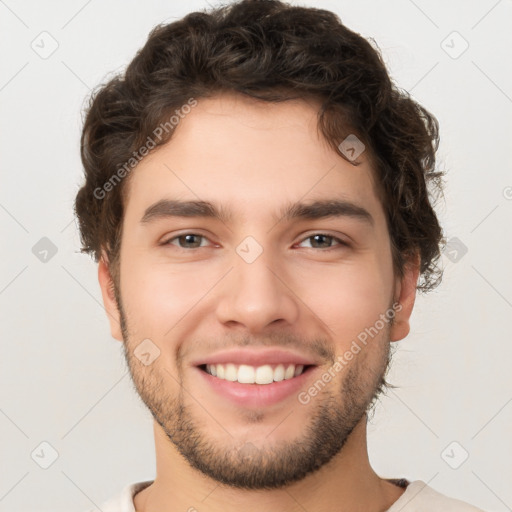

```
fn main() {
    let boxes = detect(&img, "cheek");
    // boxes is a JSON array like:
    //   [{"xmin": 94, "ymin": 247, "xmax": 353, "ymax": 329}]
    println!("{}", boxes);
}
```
[
  {"xmin": 120, "ymin": 253, "xmax": 213, "ymax": 335},
  {"xmin": 293, "ymin": 255, "xmax": 394, "ymax": 342},
  {"xmin": 120, "ymin": 234, "xmax": 395, "ymax": 342}
]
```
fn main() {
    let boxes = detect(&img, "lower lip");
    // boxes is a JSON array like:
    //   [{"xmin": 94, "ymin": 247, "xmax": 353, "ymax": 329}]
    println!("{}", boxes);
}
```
[{"xmin": 194, "ymin": 366, "xmax": 317, "ymax": 408}]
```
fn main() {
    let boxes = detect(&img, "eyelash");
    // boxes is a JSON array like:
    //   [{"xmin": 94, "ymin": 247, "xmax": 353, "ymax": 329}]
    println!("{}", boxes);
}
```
[{"xmin": 161, "ymin": 233, "xmax": 349, "ymax": 251}]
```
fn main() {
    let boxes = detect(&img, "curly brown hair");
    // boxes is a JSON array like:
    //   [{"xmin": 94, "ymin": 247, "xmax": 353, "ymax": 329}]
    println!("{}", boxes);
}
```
[{"xmin": 74, "ymin": 0, "xmax": 445, "ymax": 292}]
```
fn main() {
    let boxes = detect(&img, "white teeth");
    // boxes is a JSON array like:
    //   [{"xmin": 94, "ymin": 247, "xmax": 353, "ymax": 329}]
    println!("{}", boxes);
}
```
[
  {"xmin": 238, "ymin": 364, "xmax": 255, "ymax": 383},
  {"xmin": 284, "ymin": 364, "xmax": 295, "ymax": 380},
  {"xmin": 273, "ymin": 364, "xmax": 285, "ymax": 382},
  {"xmin": 204, "ymin": 363, "xmax": 307, "ymax": 384},
  {"xmin": 294, "ymin": 364, "xmax": 304, "ymax": 377},
  {"xmin": 255, "ymin": 365, "xmax": 274, "ymax": 384},
  {"xmin": 225, "ymin": 363, "xmax": 237, "ymax": 381}
]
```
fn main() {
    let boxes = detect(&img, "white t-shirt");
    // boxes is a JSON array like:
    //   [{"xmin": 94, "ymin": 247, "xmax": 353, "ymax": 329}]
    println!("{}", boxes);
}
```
[{"xmin": 89, "ymin": 479, "xmax": 485, "ymax": 511}]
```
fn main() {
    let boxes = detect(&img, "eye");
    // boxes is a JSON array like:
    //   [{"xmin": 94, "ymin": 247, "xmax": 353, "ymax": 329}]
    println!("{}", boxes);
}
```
[
  {"xmin": 163, "ymin": 233, "xmax": 211, "ymax": 249},
  {"xmin": 296, "ymin": 233, "xmax": 348, "ymax": 250},
  {"xmin": 161, "ymin": 232, "xmax": 348, "ymax": 251}
]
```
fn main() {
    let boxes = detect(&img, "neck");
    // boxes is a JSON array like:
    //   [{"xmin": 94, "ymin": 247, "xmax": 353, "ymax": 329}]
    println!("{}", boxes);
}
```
[{"xmin": 134, "ymin": 415, "xmax": 405, "ymax": 512}]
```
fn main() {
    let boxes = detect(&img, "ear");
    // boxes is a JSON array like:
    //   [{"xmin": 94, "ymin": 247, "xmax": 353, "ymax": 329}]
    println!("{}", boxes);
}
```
[
  {"xmin": 97, "ymin": 251, "xmax": 123, "ymax": 342},
  {"xmin": 389, "ymin": 251, "xmax": 421, "ymax": 342}
]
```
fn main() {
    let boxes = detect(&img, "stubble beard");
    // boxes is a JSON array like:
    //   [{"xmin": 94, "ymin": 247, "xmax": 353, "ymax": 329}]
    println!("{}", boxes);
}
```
[{"xmin": 116, "ymin": 292, "xmax": 393, "ymax": 490}]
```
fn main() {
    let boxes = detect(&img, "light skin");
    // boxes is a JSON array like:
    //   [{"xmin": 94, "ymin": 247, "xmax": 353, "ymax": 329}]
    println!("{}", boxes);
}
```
[{"xmin": 98, "ymin": 92, "xmax": 420, "ymax": 512}]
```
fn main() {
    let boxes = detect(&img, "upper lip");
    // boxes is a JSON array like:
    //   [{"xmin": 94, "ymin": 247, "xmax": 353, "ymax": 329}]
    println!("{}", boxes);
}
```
[{"xmin": 191, "ymin": 348, "xmax": 319, "ymax": 367}]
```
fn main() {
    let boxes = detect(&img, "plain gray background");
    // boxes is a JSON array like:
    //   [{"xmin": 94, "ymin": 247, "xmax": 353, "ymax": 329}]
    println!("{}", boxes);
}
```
[{"xmin": 1, "ymin": 0, "xmax": 511, "ymax": 510}]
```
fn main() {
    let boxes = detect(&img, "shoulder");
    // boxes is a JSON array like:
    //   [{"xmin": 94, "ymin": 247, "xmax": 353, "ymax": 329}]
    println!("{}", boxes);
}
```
[
  {"xmin": 83, "ymin": 480, "xmax": 154, "ymax": 512},
  {"xmin": 387, "ymin": 480, "xmax": 486, "ymax": 512}
]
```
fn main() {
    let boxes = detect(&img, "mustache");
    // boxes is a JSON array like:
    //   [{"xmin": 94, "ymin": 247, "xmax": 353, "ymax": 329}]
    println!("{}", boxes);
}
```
[{"xmin": 178, "ymin": 333, "xmax": 335, "ymax": 365}]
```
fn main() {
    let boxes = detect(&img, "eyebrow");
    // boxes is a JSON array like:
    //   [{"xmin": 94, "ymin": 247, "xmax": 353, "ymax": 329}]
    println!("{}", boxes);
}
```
[{"xmin": 140, "ymin": 198, "xmax": 374, "ymax": 227}]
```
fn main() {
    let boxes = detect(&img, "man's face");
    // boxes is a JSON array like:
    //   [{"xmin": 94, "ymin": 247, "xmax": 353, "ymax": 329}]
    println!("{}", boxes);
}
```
[{"xmin": 99, "ymin": 92, "xmax": 416, "ymax": 489}]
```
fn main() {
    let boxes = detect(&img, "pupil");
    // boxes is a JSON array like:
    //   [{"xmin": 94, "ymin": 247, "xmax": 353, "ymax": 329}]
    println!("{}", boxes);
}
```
[
  {"xmin": 182, "ymin": 234, "xmax": 200, "ymax": 248},
  {"xmin": 313, "ymin": 234, "xmax": 330, "ymax": 248}
]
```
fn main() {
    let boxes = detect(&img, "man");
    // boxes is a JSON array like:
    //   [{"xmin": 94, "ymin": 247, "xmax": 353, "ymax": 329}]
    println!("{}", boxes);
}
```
[{"xmin": 75, "ymin": 1, "xmax": 484, "ymax": 510}]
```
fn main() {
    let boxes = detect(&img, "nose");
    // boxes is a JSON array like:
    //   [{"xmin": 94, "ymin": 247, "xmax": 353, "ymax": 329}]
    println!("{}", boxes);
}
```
[{"xmin": 214, "ymin": 247, "xmax": 300, "ymax": 333}]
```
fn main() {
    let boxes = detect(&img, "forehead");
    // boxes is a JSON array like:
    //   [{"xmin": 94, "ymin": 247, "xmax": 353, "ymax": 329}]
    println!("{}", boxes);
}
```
[{"xmin": 123, "ymin": 92, "xmax": 385, "ymax": 227}]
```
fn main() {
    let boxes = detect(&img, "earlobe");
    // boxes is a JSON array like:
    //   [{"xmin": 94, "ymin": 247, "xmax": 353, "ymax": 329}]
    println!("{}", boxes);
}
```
[
  {"xmin": 390, "ymin": 252, "xmax": 420, "ymax": 342},
  {"xmin": 97, "ymin": 252, "xmax": 123, "ymax": 342}
]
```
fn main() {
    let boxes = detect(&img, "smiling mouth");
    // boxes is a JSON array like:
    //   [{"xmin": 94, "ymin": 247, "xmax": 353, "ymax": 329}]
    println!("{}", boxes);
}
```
[{"xmin": 198, "ymin": 363, "xmax": 316, "ymax": 385}]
